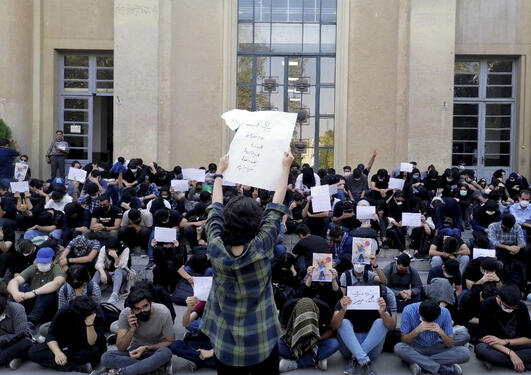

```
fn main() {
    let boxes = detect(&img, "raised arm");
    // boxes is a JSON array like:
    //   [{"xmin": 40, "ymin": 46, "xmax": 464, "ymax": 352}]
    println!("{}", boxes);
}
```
[
  {"xmin": 273, "ymin": 152, "xmax": 294, "ymax": 204},
  {"xmin": 212, "ymin": 155, "xmax": 228, "ymax": 204}
]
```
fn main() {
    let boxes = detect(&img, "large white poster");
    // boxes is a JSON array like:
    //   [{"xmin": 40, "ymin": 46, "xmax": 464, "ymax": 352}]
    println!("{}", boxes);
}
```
[{"xmin": 221, "ymin": 110, "xmax": 297, "ymax": 191}]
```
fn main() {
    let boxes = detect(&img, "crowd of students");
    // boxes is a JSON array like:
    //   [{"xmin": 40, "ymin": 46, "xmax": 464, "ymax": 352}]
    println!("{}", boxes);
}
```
[{"xmin": 0, "ymin": 137, "xmax": 530, "ymax": 374}]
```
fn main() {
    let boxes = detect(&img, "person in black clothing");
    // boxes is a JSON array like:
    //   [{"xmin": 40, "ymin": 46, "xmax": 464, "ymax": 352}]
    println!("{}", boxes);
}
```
[
  {"xmin": 470, "ymin": 199, "xmax": 501, "ymax": 248},
  {"xmin": 62, "ymin": 201, "xmax": 91, "ymax": 246},
  {"xmin": 302, "ymin": 196, "xmax": 330, "ymax": 238},
  {"xmin": 12, "ymin": 239, "xmax": 37, "ymax": 276},
  {"xmin": 385, "ymin": 191, "xmax": 408, "ymax": 253},
  {"xmin": 298, "ymin": 265, "xmax": 343, "ymax": 312},
  {"xmin": 423, "ymin": 169, "xmax": 440, "ymax": 196},
  {"xmin": 369, "ymin": 169, "xmax": 390, "ymax": 202},
  {"xmin": 455, "ymin": 183, "xmax": 474, "ymax": 230},
  {"xmin": 292, "ymin": 224, "xmax": 331, "ymax": 276},
  {"xmin": 286, "ymin": 192, "xmax": 305, "ymax": 234},
  {"xmin": 475, "ymin": 284, "xmax": 531, "ymax": 372},
  {"xmin": 28, "ymin": 295, "xmax": 106, "ymax": 373},
  {"xmin": 152, "ymin": 239, "xmax": 187, "ymax": 293},
  {"xmin": 271, "ymin": 253, "xmax": 299, "ymax": 312},
  {"xmin": 332, "ymin": 200, "xmax": 360, "ymax": 232}
]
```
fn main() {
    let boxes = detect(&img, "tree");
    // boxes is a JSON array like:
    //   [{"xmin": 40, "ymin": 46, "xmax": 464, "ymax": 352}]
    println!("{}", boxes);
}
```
[{"xmin": 0, "ymin": 119, "xmax": 12, "ymax": 140}]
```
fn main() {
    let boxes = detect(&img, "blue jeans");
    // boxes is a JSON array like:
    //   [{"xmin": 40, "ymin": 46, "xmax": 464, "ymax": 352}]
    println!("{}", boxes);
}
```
[
  {"xmin": 183, "ymin": 266, "xmax": 213, "ymax": 276},
  {"xmin": 274, "ymin": 244, "xmax": 287, "ymax": 258},
  {"xmin": 24, "ymin": 229, "xmax": 63, "ymax": 242},
  {"xmin": 338, "ymin": 318, "xmax": 388, "ymax": 365},
  {"xmin": 101, "ymin": 347, "xmax": 172, "ymax": 375},
  {"xmin": 20, "ymin": 284, "xmax": 57, "ymax": 324},
  {"xmin": 170, "ymin": 340, "xmax": 216, "ymax": 368},
  {"xmin": 278, "ymin": 338, "xmax": 339, "ymax": 368},
  {"xmin": 431, "ymin": 254, "xmax": 470, "ymax": 276},
  {"xmin": 92, "ymin": 269, "xmax": 128, "ymax": 294}
]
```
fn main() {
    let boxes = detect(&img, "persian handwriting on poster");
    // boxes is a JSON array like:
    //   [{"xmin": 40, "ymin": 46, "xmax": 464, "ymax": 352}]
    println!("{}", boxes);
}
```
[
  {"xmin": 400, "ymin": 163, "xmax": 413, "ymax": 173},
  {"xmin": 352, "ymin": 238, "xmax": 377, "ymax": 265},
  {"xmin": 310, "ymin": 185, "xmax": 332, "ymax": 213},
  {"xmin": 182, "ymin": 169, "xmax": 206, "ymax": 183},
  {"xmin": 154, "ymin": 227, "xmax": 176, "ymax": 243},
  {"xmin": 356, "ymin": 206, "xmax": 375, "ymax": 220},
  {"xmin": 402, "ymin": 213, "xmax": 421, "ymax": 227},
  {"xmin": 10, "ymin": 182, "xmax": 29, "ymax": 193},
  {"xmin": 171, "ymin": 179, "xmax": 189, "ymax": 192},
  {"xmin": 68, "ymin": 167, "xmax": 87, "ymax": 183},
  {"xmin": 312, "ymin": 253, "xmax": 333, "ymax": 282},
  {"xmin": 388, "ymin": 178, "xmax": 405, "ymax": 190},
  {"xmin": 193, "ymin": 277, "xmax": 213, "ymax": 301},
  {"xmin": 221, "ymin": 110, "xmax": 297, "ymax": 191},
  {"xmin": 347, "ymin": 286, "xmax": 380, "ymax": 310},
  {"xmin": 473, "ymin": 248, "xmax": 496, "ymax": 259},
  {"xmin": 14, "ymin": 163, "xmax": 28, "ymax": 181}
]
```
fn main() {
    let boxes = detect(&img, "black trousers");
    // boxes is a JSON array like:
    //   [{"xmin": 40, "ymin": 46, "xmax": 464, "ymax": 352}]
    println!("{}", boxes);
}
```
[
  {"xmin": 214, "ymin": 345, "xmax": 279, "ymax": 375},
  {"xmin": 28, "ymin": 342, "xmax": 102, "ymax": 371},
  {"xmin": 476, "ymin": 343, "xmax": 531, "ymax": 371},
  {"xmin": 50, "ymin": 155, "xmax": 65, "ymax": 179},
  {"xmin": 0, "ymin": 337, "xmax": 33, "ymax": 366}
]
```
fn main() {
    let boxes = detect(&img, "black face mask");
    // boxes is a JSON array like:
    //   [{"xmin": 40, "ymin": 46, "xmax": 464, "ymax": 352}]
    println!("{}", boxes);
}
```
[
  {"xmin": 136, "ymin": 310, "xmax": 151, "ymax": 321},
  {"xmin": 71, "ymin": 280, "xmax": 84, "ymax": 289}
]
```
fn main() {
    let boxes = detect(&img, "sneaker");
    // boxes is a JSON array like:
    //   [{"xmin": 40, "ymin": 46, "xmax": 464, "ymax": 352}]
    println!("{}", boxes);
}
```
[
  {"xmin": 145, "ymin": 260, "xmax": 155, "ymax": 270},
  {"xmin": 74, "ymin": 363, "xmax": 93, "ymax": 373},
  {"xmin": 439, "ymin": 364, "xmax": 462, "ymax": 375},
  {"xmin": 107, "ymin": 292, "xmax": 120, "ymax": 305},
  {"xmin": 279, "ymin": 359, "xmax": 298, "ymax": 372},
  {"xmin": 90, "ymin": 369, "xmax": 122, "ymax": 375},
  {"xmin": 482, "ymin": 361, "xmax": 493, "ymax": 371},
  {"xmin": 380, "ymin": 243, "xmax": 389, "ymax": 250},
  {"xmin": 408, "ymin": 363, "xmax": 421, "ymax": 375},
  {"xmin": 362, "ymin": 362, "xmax": 377, "ymax": 375},
  {"xmin": 344, "ymin": 359, "xmax": 357, "ymax": 375},
  {"xmin": 317, "ymin": 358, "xmax": 327, "ymax": 371},
  {"xmin": 8, "ymin": 358, "xmax": 22, "ymax": 370}
]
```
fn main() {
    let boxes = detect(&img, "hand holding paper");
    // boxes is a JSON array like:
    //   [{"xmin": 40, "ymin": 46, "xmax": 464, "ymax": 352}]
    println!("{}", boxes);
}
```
[
  {"xmin": 388, "ymin": 178, "xmax": 405, "ymax": 191},
  {"xmin": 401, "ymin": 213, "xmax": 421, "ymax": 227},
  {"xmin": 310, "ymin": 185, "xmax": 331, "ymax": 213},
  {"xmin": 154, "ymin": 227, "xmax": 177, "ymax": 243},
  {"xmin": 347, "ymin": 286, "xmax": 380, "ymax": 310},
  {"xmin": 68, "ymin": 168, "xmax": 87, "ymax": 183},
  {"xmin": 356, "ymin": 206, "xmax": 375, "ymax": 220},
  {"xmin": 193, "ymin": 277, "xmax": 213, "ymax": 301}
]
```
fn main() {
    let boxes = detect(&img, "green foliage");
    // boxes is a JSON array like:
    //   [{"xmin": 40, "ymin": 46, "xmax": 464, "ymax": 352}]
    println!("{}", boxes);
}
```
[{"xmin": 0, "ymin": 119, "xmax": 12, "ymax": 141}]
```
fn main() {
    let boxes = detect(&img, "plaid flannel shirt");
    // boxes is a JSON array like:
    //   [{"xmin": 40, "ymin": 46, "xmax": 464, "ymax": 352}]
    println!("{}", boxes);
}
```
[
  {"xmin": 488, "ymin": 221, "xmax": 526, "ymax": 248},
  {"xmin": 200, "ymin": 201, "xmax": 289, "ymax": 367}
]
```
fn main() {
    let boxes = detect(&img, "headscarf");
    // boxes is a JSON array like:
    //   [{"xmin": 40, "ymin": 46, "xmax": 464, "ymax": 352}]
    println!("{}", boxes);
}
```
[{"xmin": 281, "ymin": 298, "xmax": 320, "ymax": 359}]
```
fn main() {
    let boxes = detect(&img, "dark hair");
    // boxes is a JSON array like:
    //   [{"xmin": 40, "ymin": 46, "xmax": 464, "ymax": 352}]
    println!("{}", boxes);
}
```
[
  {"xmin": 173, "ymin": 166, "xmax": 182, "ymax": 175},
  {"xmin": 199, "ymin": 191, "xmax": 212, "ymax": 204},
  {"xmin": 20, "ymin": 154, "xmax": 29, "ymax": 160},
  {"xmin": 16, "ymin": 239, "xmax": 35, "ymax": 255},
  {"xmin": 50, "ymin": 191, "xmax": 62, "ymax": 201},
  {"xmin": 419, "ymin": 299, "xmax": 441, "ymax": 322},
  {"xmin": 396, "ymin": 253, "xmax": 411, "ymax": 267},
  {"xmin": 302, "ymin": 167, "xmax": 316, "ymax": 188},
  {"xmin": 480, "ymin": 257, "xmax": 499, "ymax": 272},
  {"xmin": 64, "ymin": 201, "xmax": 83, "ymax": 218},
  {"xmin": 343, "ymin": 165, "xmax": 352, "ymax": 171},
  {"xmin": 56, "ymin": 130, "xmax": 63, "ymax": 134},
  {"xmin": 0, "ymin": 139, "xmax": 9, "ymax": 147},
  {"xmin": 0, "ymin": 288, "xmax": 8, "ymax": 315},
  {"xmin": 66, "ymin": 264, "xmax": 90, "ymax": 286},
  {"xmin": 118, "ymin": 157, "xmax": 125, "ymax": 164},
  {"xmin": 328, "ymin": 226, "xmax": 343, "ymax": 240},
  {"xmin": 295, "ymin": 224, "xmax": 311, "ymax": 236},
  {"xmin": 128, "ymin": 208, "xmax": 141, "ymax": 222},
  {"xmin": 292, "ymin": 192, "xmax": 304, "ymax": 202},
  {"xmin": 38, "ymin": 211, "xmax": 53, "ymax": 225},
  {"xmin": 85, "ymin": 183, "xmax": 99, "ymax": 196},
  {"xmin": 126, "ymin": 285, "xmax": 153, "ymax": 307},
  {"xmin": 501, "ymin": 213, "xmax": 516, "ymax": 229},
  {"xmin": 443, "ymin": 258, "xmax": 460, "ymax": 278},
  {"xmin": 70, "ymin": 295, "xmax": 97, "ymax": 317},
  {"xmin": 29, "ymin": 178, "xmax": 43, "ymax": 189},
  {"xmin": 223, "ymin": 196, "xmax": 263, "ymax": 246},
  {"xmin": 98, "ymin": 193, "xmax": 110, "ymax": 202},
  {"xmin": 442, "ymin": 236, "xmax": 459, "ymax": 254},
  {"xmin": 208, "ymin": 163, "xmax": 217, "ymax": 173},
  {"xmin": 71, "ymin": 160, "xmax": 81, "ymax": 168},
  {"xmin": 352, "ymin": 168, "xmax": 362, "ymax": 179},
  {"xmin": 154, "ymin": 208, "xmax": 170, "ymax": 223},
  {"xmin": 327, "ymin": 168, "xmax": 336, "ymax": 175},
  {"xmin": 377, "ymin": 169, "xmax": 388, "ymax": 178},
  {"xmin": 317, "ymin": 169, "xmax": 327, "ymax": 179},
  {"xmin": 519, "ymin": 189, "xmax": 530, "ymax": 198}
]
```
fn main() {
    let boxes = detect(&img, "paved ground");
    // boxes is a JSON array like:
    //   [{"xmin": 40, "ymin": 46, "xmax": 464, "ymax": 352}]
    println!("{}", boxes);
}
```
[{"xmin": 3, "ymin": 231, "xmax": 526, "ymax": 374}]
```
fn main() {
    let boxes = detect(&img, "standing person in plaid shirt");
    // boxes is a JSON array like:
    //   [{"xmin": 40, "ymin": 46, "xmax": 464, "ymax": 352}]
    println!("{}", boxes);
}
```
[{"xmin": 200, "ymin": 152, "xmax": 293, "ymax": 375}]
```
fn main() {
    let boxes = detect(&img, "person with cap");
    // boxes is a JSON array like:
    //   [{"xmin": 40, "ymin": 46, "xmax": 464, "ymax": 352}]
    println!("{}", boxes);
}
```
[
  {"xmin": 7, "ymin": 247, "xmax": 66, "ymax": 327},
  {"xmin": 475, "ymin": 283, "xmax": 531, "ymax": 372},
  {"xmin": 382, "ymin": 253, "xmax": 423, "ymax": 312},
  {"xmin": 28, "ymin": 295, "xmax": 106, "ymax": 373},
  {"xmin": 45, "ymin": 130, "xmax": 69, "ymax": 179}
]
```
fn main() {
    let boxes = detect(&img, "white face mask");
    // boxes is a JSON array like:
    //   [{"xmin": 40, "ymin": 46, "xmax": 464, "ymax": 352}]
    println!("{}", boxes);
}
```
[
  {"xmin": 459, "ymin": 190, "xmax": 467, "ymax": 196},
  {"xmin": 484, "ymin": 188, "xmax": 492, "ymax": 195},
  {"xmin": 500, "ymin": 304, "xmax": 514, "ymax": 314},
  {"xmin": 130, "ymin": 168, "xmax": 138, "ymax": 173},
  {"xmin": 396, "ymin": 201, "xmax": 403, "ymax": 206},
  {"xmin": 37, "ymin": 263, "xmax": 52, "ymax": 273},
  {"xmin": 520, "ymin": 200, "xmax": 529, "ymax": 208},
  {"xmin": 443, "ymin": 271, "xmax": 453, "ymax": 278},
  {"xmin": 0, "ymin": 313, "xmax": 5, "ymax": 322},
  {"xmin": 353, "ymin": 264, "xmax": 365, "ymax": 274},
  {"xmin": 344, "ymin": 172, "xmax": 351, "ymax": 176},
  {"xmin": 446, "ymin": 177, "xmax": 453, "ymax": 182},
  {"xmin": 486, "ymin": 210, "xmax": 495, "ymax": 216}
]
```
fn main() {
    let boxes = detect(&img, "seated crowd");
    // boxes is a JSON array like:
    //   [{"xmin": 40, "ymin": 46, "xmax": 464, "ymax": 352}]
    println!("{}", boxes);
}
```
[{"xmin": 0, "ymin": 142, "xmax": 530, "ymax": 374}]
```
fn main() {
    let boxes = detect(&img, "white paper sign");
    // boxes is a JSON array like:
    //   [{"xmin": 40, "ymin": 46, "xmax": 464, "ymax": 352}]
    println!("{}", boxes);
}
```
[
  {"xmin": 221, "ymin": 110, "xmax": 297, "ymax": 191},
  {"xmin": 154, "ymin": 227, "xmax": 177, "ymax": 243},
  {"xmin": 70, "ymin": 125, "xmax": 82, "ymax": 134},
  {"xmin": 352, "ymin": 238, "xmax": 377, "ymax": 264},
  {"xmin": 402, "ymin": 213, "xmax": 422, "ymax": 227},
  {"xmin": 193, "ymin": 277, "xmax": 213, "ymax": 301},
  {"xmin": 388, "ymin": 178, "xmax": 405, "ymax": 190},
  {"xmin": 400, "ymin": 163, "xmax": 414, "ymax": 173},
  {"xmin": 171, "ymin": 179, "xmax": 189, "ymax": 192},
  {"xmin": 347, "ymin": 286, "xmax": 380, "ymax": 310},
  {"xmin": 310, "ymin": 185, "xmax": 332, "ymax": 213},
  {"xmin": 329, "ymin": 184, "xmax": 338, "ymax": 195},
  {"xmin": 222, "ymin": 180, "xmax": 236, "ymax": 187},
  {"xmin": 10, "ymin": 181, "xmax": 29, "ymax": 193},
  {"xmin": 473, "ymin": 248, "xmax": 496, "ymax": 259},
  {"xmin": 14, "ymin": 163, "xmax": 29, "ymax": 181},
  {"xmin": 312, "ymin": 253, "xmax": 333, "ymax": 282},
  {"xmin": 356, "ymin": 206, "xmax": 375, "ymax": 220},
  {"xmin": 182, "ymin": 169, "xmax": 206, "ymax": 183},
  {"xmin": 67, "ymin": 167, "xmax": 87, "ymax": 183}
]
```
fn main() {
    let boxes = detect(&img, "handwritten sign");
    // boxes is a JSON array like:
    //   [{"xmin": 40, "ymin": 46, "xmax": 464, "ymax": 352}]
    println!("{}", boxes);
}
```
[
  {"xmin": 14, "ymin": 163, "xmax": 29, "ymax": 181},
  {"xmin": 352, "ymin": 238, "xmax": 377, "ymax": 265},
  {"xmin": 310, "ymin": 185, "xmax": 331, "ymax": 213},
  {"xmin": 10, "ymin": 181, "xmax": 29, "ymax": 193},
  {"xmin": 67, "ymin": 167, "xmax": 87, "ymax": 183},
  {"xmin": 154, "ymin": 227, "xmax": 176, "ymax": 243},
  {"xmin": 171, "ymin": 179, "xmax": 189, "ymax": 192},
  {"xmin": 402, "ymin": 213, "xmax": 422, "ymax": 227},
  {"xmin": 312, "ymin": 253, "xmax": 333, "ymax": 282},
  {"xmin": 347, "ymin": 286, "xmax": 380, "ymax": 310},
  {"xmin": 356, "ymin": 205, "xmax": 375, "ymax": 220},
  {"xmin": 182, "ymin": 169, "xmax": 206, "ymax": 183},
  {"xmin": 221, "ymin": 110, "xmax": 297, "ymax": 191},
  {"xmin": 388, "ymin": 178, "xmax": 405, "ymax": 191},
  {"xmin": 193, "ymin": 277, "xmax": 213, "ymax": 301},
  {"xmin": 400, "ymin": 163, "xmax": 414, "ymax": 173},
  {"xmin": 329, "ymin": 184, "xmax": 338, "ymax": 195},
  {"xmin": 473, "ymin": 248, "xmax": 496, "ymax": 259}
]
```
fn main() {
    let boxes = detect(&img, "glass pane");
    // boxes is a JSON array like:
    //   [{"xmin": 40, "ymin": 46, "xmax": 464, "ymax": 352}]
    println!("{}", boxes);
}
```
[
  {"xmin": 288, "ymin": 57, "xmax": 303, "ymax": 79},
  {"xmin": 454, "ymin": 87, "xmax": 479, "ymax": 97},
  {"xmin": 485, "ymin": 142, "xmax": 511, "ymax": 154},
  {"xmin": 288, "ymin": 0, "xmax": 303, "ymax": 22},
  {"xmin": 453, "ymin": 116, "xmax": 478, "ymax": 128},
  {"xmin": 269, "ymin": 89, "xmax": 284, "ymax": 110},
  {"xmin": 319, "ymin": 87, "xmax": 335, "ymax": 115},
  {"xmin": 454, "ymin": 74, "xmax": 478, "ymax": 85},
  {"xmin": 68, "ymin": 148, "xmax": 88, "ymax": 160},
  {"xmin": 303, "ymin": 0, "xmax": 320, "ymax": 22},
  {"xmin": 303, "ymin": 58, "xmax": 316, "ymax": 85},
  {"xmin": 301, "ymin": 86, "xmax": 315, "ymax": 112},
  {"xmin": 64, "ymin": 68, "xmax": 88, "ymax": 80},
  {"xmin": 455, "ymin": 61, "xmax": 479, "ymax": 73},
  {"xmin": 64, "ymin": 99, "xmax": 88, "ymax": 109},
  {"xmin": 96, "ymin": 56, "xmax": 113, "ymax": 67},
  {"xmin": 238, "ymin": 23, "xmax": 253, "ymax": 51},
  {"xmin": 64, "ymin": 81, "xmax": 89, "ymax": 92},
  {"xmin": 271, "ymin": 23, "xmax": 302, "ymax": 52},
  {"xmin": 64, "ymin": 111, "xmax": 89, "ymax": 122},
  {"xmin": 453, "ymin": 103, "xmax": 478, "ymax": 115},
  {"xmin": 318, "ymin": 148, "xmax": 334, "ymax": 169},
  {"xmin": 254, "ymin": 23, "xmax": 271, "ymax": 52},
  {"xmin": 321, "ymin": 0, "xmax": 337, "ymax": 23},
  {"xmin": 271, "ymin": 57, "xmax": 285, "ymax": 83},
  {"xmin": 487, "ymin": 87, "xmax": 512, "ymax": 98},
  {"xmin": 452, "ymin": 142, "xmax": 477, "ymax": 153},
  {"xmin": 287, "ymin": 90, "xmax": 302, "ymax": 112},
  {"xmin": 486, "ymin": 103, "xmax": 511, "ymax": 116},
  {"xmin": 237, "ymin": 56, "xmax": 253, "ymax": 83},
  {"xmin": 453, "ymin": 129, "xmax": 477, "ymax": 140},
  {"xmin": 64, "ymin": 136, "xmax": 89, "ymax": 148},
  {"xmin": 452, "ymin": 154, "xmax": 477, "ymax": 166},
  {"xmin": 299, "ymin": 117, "xmax": 315, "ymax": 141},
  {"xmin": 237, "ymin": 86, "xmax": 252, "ymax": 110},
  {"xmin": 256, "ymin": 56, "xmax": 270, "ymax": 80},
  {"xmin": 96, "ymin": 69, "xmax": 113, "ymax": 80},
  {"xmin": 64, "ymin": 123, "xmax": 88, "ymax": 135},
  {"xmin": 272, "ymin": 0, "xmax": 287, "ymax": 21},
  {"xmin": 319, "ymin": 118, "xmax": 334, "ymax": 143},
  {"xmin": 256, "ymin": 92, "xmax": 271, "ymax": 110},
  {"xmin": 485, "ymin": 155, "xmax": 510, "ymax": 167},
  {"xmin": 238, "ymin": 0, "xmax": 253, "ymax": 21},
  {"xmin": 485, "ymin": 116, "xmax": 511, "ymax": 128},
  {"xmin": 487, "ymin": 74, "xmax": 511, "ymax": 85},
  {"xmin": 96, "ymin": 81, "xmax": 113, "ymax": 92},
  {"xmin": 488, "ymin": 61, "xmax": 512, "ymax": 72},
  {"xmin": 485, "ymin": 129, "xmax": 510, "ymax": 141},
  {"xmin": 303, "ymin": 23, "xmax": 320, "ymax": 53},
  {"xmin": 255, "ymin": 0, "xmax": 271, "ymax": 22},
  {"xmin": 65, "ymin": 55, "xmax": 88, "ymax": 67},
  {"xmin": 321, "ymin": 57, "xmax": 335, "ymax": 84},
  {"xmin": 320, "ymin": 24, "xmax": 336, "ymax": 53}
]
